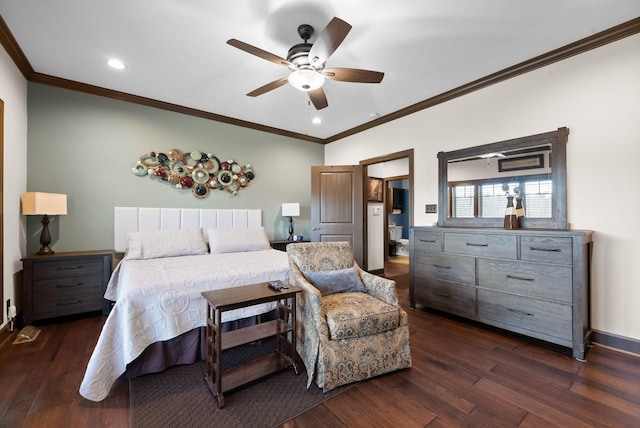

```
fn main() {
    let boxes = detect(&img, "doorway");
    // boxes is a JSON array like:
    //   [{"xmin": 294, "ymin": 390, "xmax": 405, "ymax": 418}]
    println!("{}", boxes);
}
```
[{"xmin": 360, "ymin": 149, "xmax": 413, "ymax": 278}]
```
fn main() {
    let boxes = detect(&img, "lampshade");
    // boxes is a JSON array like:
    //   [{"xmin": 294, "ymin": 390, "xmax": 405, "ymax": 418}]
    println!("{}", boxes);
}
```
[
  {"xmin": 282, "ymin": 203, "xmax": 300, "ymax": 217},
  {"xmin": 21, "ymin": 192, "xmax": 68, "ymax": 215},
  {"xmin": 288, "ymin": 70, "xmax": 325, "ymax": 92}
]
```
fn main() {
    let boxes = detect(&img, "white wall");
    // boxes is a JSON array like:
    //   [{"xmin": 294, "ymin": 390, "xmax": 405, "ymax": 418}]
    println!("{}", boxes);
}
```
[
  {"xmin": 326, "ymin": 34, "xmax": 640, "ymax": 342},
  {"xmin": 0, "ymin": 45, "xmax": 29, "ymax": 330}
]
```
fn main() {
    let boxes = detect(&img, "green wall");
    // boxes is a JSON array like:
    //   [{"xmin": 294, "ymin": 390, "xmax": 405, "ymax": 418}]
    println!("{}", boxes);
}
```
[{"xmin": 26, "ymin": 83, "xmax": 323, "ymax": 254}]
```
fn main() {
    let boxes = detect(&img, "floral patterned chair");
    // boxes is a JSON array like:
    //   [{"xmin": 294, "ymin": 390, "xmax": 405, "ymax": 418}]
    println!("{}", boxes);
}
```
[{"xmin": 286, "ymin": 241, "xmax": 412, "ymax": 392}]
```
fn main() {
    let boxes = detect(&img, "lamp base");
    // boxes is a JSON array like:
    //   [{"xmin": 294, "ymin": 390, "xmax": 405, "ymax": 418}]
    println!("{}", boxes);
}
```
[
  {"xmin": 287, "ymin": 216, "xmax": 294, "ymax": 241},
  {"xmin": 37, "ymin": 214, "xmax": 55, "ymax": 255},
  {"xmin": 36, "ymin": 246, "xmax": 55, "ymax": 256}
]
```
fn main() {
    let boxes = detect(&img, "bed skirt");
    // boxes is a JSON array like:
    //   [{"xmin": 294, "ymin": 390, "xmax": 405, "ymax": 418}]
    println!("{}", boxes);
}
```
[{"xmin": 121, "ymin": 311, "xmax": 276, "ymax": 379}]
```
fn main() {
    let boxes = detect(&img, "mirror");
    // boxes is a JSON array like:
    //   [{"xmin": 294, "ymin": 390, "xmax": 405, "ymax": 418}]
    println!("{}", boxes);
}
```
[{"xmin": 438, "ymin": 127, "xmax": 568, "ymax": 229}]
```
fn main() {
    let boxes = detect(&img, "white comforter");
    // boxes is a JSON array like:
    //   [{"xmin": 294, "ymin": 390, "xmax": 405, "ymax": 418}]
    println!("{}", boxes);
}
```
[{"xmin": 79, "ymin": 249, "xmax": 289, "ymax": 402}]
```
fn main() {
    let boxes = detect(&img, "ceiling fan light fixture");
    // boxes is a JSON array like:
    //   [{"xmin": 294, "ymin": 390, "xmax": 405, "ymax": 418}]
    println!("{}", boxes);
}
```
[{"xmin": 289, "ymin": 69, "xmax": 325, "ymax": 92}]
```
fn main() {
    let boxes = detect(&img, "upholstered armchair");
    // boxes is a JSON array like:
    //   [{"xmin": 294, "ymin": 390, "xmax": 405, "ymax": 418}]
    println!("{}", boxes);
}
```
[{"xmin": 286, "ymin": 241, "xmax": 411, "ymax": 392}]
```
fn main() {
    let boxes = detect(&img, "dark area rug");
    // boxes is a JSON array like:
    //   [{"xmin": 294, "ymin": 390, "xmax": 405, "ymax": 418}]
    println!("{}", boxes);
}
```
[{"xmin": 130, "ymin": 339, "xmax": 347, "ymax": 428}]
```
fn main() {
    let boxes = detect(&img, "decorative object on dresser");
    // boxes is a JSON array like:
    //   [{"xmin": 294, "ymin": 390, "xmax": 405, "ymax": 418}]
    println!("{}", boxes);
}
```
[
  {"xmin": 131, "ymin": 149, "xmax": 255, "ymax": 198},
  {"xmin": 410, "ymin": 227, "xmax": 592, "ymax": 361},
  {"xmin": 21, "ymin": 250, "xmax": 113, "ymax": 325},
  {"xmin": 21, "ymin": 192, "xmax": 68, "ymax": 255},
  {"xmin": 282, "ymin": 202, "xmax": 300, "ymax": 241}
]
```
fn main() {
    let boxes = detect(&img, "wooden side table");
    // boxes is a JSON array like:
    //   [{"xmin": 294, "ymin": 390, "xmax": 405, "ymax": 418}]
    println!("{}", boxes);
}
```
[
  {"xmin": 22, "ymin": 250, "xmax": 113, "ymax": 325},
  {"xmin": 202, "ymin": 282, "xmax": 302, "ymax": 408}
]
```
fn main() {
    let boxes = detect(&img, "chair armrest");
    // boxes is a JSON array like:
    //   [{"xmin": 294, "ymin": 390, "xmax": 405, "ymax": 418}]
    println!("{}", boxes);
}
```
[{"xmin": 356, "ymin": 266, "xmax": 399, "ymax": 307}]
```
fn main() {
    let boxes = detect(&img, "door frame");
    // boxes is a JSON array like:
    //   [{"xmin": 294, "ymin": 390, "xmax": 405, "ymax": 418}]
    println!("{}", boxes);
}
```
[{"xmin": 359, "ymin": 149, "xmax": 414, "ymax": 272}]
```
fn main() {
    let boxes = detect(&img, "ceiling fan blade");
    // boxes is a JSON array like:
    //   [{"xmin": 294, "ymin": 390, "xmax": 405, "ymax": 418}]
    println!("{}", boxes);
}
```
[
  {"xmin": 246, "ymin": 77, "xmax": 289, "ymax": 97},
  {"xmin": 308, "ymin": 88, "xmax": 328, "ymax": 110},
  {"xmin": 227, "ymin": 39, "xmax": 292, "ymax": 68},
  {"xmin": 308, "ymin": 17, "xmax": 352, "ymax": 67},
  {"xmin": 323, "ymin": 68, "xmax": 384, "ymax": 83}
]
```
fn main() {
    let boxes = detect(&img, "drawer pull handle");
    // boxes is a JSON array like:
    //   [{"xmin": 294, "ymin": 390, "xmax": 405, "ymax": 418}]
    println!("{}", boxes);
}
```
[
  {"xmin": 466, "ymin": 242, "xmax": 488, "ymax": 247},
  {"xmin": 507, "ymin": 275, "xmax": 534, "ymax": 282},
  {"xmin": 420, "ymin": 239, "xmax": 436, "ymax": 243},
  {"xmin": 508, "ymin": 308, "xmax": 534, "ymax": 317},
  {"xmin": 57, "ymin": 299, "xmax": 83, "ymax": 306},
  {"xmin": 530, "ymin": 247, "xmax": 561, "ymax": 253},
  {"xmin": 57, "ymin": 265, "xmax": 83, "ymax": 270},
  {"xmin": 433, "ymin": 264, "xmax": 451, "ymax": 269},
  {"xmin": 435, "ymin": 291, "xmax": 452, "ymax": 298},
  {"xmin": 56, "ymin": 283, "xmax": 83, "ymax": 288}
]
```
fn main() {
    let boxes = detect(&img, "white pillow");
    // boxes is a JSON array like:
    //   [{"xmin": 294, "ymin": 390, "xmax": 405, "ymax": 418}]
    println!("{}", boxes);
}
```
[
  {"xmin": 207, "ymin": 227, "xmax": 271, "ymax": 254},
  {"xmin": 125, "ymin": 228, "xmax": 208, "ymax": 260}
]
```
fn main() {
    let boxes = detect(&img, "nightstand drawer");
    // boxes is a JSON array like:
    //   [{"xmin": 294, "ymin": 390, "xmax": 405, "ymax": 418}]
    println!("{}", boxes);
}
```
[
  {"xmin": 33, "ymin": 293, "xmax": 104, "ymax": 317},
  {"xmin": 33, "ymin": 274, "xmax": 104, "ymax": 298},
  {"xmin": 33, "ymin": 258, "xmax": 104, "ymax": 279}
]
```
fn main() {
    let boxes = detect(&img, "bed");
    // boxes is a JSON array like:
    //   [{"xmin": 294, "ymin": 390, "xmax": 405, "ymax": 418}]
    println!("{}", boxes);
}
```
[{"xmin": 79, "ymin": 207, "xmax": 289, "ymax": 402}]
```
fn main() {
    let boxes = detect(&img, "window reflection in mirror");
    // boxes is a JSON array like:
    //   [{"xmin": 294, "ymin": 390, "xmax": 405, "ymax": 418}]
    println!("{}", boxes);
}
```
[{"xmin": 448, "ymin": 145, "xmax": 552, "ymax": 219}]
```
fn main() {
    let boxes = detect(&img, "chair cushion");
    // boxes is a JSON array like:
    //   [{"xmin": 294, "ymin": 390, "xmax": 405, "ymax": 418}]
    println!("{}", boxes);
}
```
[
  {"xmin": 322, "ymin": 292, "xmax": 401, "ymax": 340},
  {"xmin": 306, "ymin": 266, "xmax": 366, "ymax": 296}
]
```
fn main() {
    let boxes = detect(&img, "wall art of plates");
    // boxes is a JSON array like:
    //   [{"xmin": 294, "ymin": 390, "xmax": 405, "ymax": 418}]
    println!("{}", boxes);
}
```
[{"xmin": 131, "ymin": 149, "xmax": 255, "ymax": 198}]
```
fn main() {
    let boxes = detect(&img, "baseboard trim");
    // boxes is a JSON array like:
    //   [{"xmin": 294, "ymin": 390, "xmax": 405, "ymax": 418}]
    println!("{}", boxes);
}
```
[{"xmin": 591, "ymin": 329, "xmax": 640, "ymax": 357}]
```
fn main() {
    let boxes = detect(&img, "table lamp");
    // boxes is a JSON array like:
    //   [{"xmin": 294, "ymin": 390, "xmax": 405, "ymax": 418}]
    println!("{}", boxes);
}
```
[
  {"xmin": 21, "ymin": 192, "xmax": 68, "ymax": 255},
  {"xmin": 281, "ymin": 203, "xmax": 300, "ymax": 241}
]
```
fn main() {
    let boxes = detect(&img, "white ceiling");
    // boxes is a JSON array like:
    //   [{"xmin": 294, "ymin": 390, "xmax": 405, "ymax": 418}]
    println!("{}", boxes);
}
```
[{"xmin": 1, "ymin": 1, "xmax": 639, "ymax": 141}]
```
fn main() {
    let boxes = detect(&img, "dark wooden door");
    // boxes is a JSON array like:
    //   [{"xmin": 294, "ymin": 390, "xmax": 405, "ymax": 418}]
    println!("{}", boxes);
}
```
[{"xmin": 310, "ymin": 165, "xmax": 364, "ymax": 266}]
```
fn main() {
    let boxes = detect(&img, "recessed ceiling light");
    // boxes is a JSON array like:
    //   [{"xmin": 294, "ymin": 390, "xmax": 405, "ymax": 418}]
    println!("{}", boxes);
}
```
[
  {"xmin": 107, "ymin": 59, "xmax": 125, "ymax": 70},
  {"xmin": 312, "ymin": 117, "xmax": 322, "ymax": 125}
]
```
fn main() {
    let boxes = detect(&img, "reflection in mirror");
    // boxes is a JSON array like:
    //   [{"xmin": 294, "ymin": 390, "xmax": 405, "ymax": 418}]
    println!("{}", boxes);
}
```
[
  {"xmin": 438, "ymin": 127, "xmax": 568, "ymax": 229},
  {"xmin": 448, "ymin": 144, "xmax": 552, "ymax": 219}
]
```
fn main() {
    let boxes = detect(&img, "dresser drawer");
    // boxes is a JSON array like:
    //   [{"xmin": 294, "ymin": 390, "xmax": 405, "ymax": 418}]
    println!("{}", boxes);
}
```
[
  {"xmin": 413, "ymin": 229, "xmax": 442, "ymax": 252},
  {"xmin": 477, "ymin": 259, "xmax": 572, "ymax": 303},
  {"xmin": 414, "ymin": 279, "xmax": 476, "ymax": 317},
  {"xmin": 521, "ymin": 236, "xmax": 573, "ymax": 265},
  {"xmin": 477, "ymin": 289, "xmax": 572, "ymax": 341},
  {"xmin": 33, "ymin": 274, "xmax": 104, "ymax": 299},
  {"xmin": 414, "ymin": 252, "xmax": 475, "ymax": 285},
  {"xmin": 444, "ymin": 232, "xmax": 517, "ymax": 259},
  {"xmin": 33, "ymin": 258, "xmax": 104, "ymax": 280}
]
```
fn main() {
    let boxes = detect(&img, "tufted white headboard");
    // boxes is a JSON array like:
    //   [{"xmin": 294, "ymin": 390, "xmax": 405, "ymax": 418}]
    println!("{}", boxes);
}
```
[{"xmin": 114, "ymin": 207, "xmax": 263, "ymax": 252}]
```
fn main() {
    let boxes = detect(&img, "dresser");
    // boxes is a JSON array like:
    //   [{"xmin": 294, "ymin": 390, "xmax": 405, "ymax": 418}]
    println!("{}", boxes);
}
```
[
  {"xmin": 22, "ymin": 250, "xmax": 113, "ymax": 324},
  {"xmin": 410, "ymin": 227, "xmax": 592, "ymax": 360}
]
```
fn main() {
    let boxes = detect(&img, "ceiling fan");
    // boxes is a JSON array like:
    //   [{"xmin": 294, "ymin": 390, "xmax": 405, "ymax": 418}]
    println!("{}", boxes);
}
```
[{"xmin": 227, "ymin": 17, "xmax": 384, "ymax": 110}]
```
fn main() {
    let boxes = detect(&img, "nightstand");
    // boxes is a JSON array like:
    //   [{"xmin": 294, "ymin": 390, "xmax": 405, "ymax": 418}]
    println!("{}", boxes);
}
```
[
  {"xmin": 270, "ymin": 240, "xmax": 309, "ymax": 252},
  {"xmin": 22, "ymin": 250, "xmax": 113, "ymax": 324}
]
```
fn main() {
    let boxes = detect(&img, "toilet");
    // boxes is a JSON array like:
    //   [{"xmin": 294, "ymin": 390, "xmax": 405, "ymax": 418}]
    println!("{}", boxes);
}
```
[
  {"xmin": 396, "ymin": 239, "xmax": 410, "ymax": 256},
  {"xmin": 388, "ymin": 225, "xmax": 409, "ymax": 257}
]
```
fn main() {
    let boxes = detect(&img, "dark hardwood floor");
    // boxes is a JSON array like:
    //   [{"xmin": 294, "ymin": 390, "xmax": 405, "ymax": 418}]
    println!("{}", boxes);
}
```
[{"xmin": 1, "ymin": 256, "xmax": 639, "ymax": 427}]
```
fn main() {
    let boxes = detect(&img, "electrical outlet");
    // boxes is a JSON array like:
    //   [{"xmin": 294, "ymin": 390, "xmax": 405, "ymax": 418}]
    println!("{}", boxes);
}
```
[{"xmin": 425, "ymin": 204, "xmax": 437, "ymax": 214}]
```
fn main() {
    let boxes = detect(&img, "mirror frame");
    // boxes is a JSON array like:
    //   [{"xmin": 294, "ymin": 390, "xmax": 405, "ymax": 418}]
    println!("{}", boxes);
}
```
[{"xmin": 438, "ymin": 127, "xmax": 568, "ymax": 229}]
